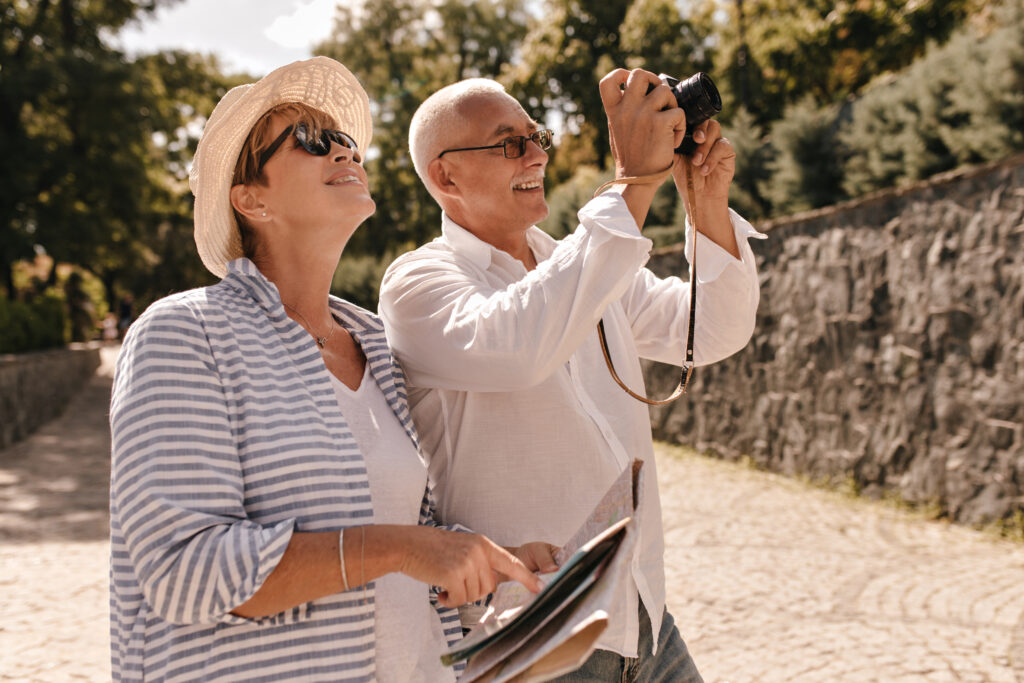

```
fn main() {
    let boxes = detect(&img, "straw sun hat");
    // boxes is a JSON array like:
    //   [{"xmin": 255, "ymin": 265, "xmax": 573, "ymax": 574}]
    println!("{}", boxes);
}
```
[{"xmin": 189, "ymin": 56, "xmax": 373, "ymax": 278}]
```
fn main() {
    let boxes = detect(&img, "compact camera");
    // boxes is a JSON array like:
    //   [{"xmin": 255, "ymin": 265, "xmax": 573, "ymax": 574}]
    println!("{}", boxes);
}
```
[{"xmin": 650, "ymin": 72, "xmax": 722, "ymax": 156}]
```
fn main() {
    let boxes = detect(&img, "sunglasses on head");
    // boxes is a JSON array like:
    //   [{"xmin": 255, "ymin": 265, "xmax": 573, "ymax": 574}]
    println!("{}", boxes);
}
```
[
  {"xmin": 257, "ymin": 123, "xmax": 360, "ymax": 173},
  {"xmin": 437, "ymin": 129, "xmax": 554, "ymax": 160}
]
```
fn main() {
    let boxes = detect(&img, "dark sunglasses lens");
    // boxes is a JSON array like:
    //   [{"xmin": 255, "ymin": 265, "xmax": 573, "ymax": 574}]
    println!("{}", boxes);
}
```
[
  {"xmin": 326, "ymin": 131, "xmax": 358, "ymax": 153},
  {"xmin": 292, "ymin": 124, "xmax": 334, "ymax": 156},
  {"xmin": 537, "ymin": 130, "xmax": 552, "ymax": 149},
  {"xmin": 291, "ymin": 124, "xmax": 320, "ymax": 155}
]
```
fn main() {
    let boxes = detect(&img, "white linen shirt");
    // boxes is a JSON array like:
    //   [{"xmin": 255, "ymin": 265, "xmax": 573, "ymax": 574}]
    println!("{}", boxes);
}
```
[{"xmin": 379, "ymin": 193, "xmax": 765, "ymax": 658}]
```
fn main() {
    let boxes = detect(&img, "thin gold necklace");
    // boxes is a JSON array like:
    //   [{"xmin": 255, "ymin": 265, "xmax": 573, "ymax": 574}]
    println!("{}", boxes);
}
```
[{"xmin": 282, "ymin": 302, "xmax": 335, "ymax": 348}]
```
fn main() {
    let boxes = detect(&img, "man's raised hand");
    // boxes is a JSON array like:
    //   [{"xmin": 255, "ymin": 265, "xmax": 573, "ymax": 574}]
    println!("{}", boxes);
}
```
[{"xmin": 599, "ymin": 68, "xmax": 685, "ymax": 180}]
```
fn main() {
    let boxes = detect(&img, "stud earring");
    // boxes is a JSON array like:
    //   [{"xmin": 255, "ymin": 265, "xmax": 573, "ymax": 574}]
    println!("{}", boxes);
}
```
[{"xmin": 261, "ymin": 212, "xmax": 267, "ymax": 217}]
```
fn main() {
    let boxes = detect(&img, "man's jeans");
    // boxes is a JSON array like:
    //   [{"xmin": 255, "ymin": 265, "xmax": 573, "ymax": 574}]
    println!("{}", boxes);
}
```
[{"xmin": 551, "ymin": 603, "xmax": 703, "ymax": 683}]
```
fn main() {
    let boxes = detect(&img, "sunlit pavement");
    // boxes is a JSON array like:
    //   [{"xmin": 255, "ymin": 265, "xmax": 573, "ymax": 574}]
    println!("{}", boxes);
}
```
[{"xmin": 1, "ymin": 346, "xmax": 1022, "ymax": 682}]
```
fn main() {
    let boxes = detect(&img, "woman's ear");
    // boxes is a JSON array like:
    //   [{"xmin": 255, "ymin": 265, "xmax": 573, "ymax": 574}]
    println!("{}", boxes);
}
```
[
  {"xmin": 428, "ymin": 158, "xmax": 461, "ymax": 200},
  {"xmin": 229, "ymin": 184, "xmax": 269, "ymax": 223}
]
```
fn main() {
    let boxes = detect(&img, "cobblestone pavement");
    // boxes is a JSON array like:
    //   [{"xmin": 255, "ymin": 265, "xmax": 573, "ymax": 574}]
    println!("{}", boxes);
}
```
[
  {"xmin": 1, "ymin": 349, "xmax": 1022, "ymax": 681},
  {"xmin": 659, "ymin": 445, "xmax": 1024, "ymax": 683}
]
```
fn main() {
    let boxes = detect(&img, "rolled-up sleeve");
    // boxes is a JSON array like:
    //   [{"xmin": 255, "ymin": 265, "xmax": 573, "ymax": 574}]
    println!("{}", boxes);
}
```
[
  {"xmin": 625, "ymin": 209, "xmax": 766, "ymax": 366},
  {"xmin": 380, "ymin": 193, "xmax": 653, "ymax": 391},
  {"xmin": 109, "ymin": 302, "xmax": 295, "ymax": 626}
]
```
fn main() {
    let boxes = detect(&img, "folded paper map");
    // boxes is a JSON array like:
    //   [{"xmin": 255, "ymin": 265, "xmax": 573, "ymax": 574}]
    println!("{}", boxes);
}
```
[{"xmin": 443, "ymin": 459, "xmax": 645, "ymax": 683}]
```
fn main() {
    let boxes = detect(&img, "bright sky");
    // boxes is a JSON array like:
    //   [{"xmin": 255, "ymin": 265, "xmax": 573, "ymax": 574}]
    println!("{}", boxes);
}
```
[{"xmin": 114, "ymin": 0, "xmax": 348, "ymax": 76}]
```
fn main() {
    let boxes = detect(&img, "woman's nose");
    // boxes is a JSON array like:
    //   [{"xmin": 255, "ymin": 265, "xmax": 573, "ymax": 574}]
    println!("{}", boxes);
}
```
[{"xmin": 333, "ymin": 142, "xmax": 361, "ymax": 165}]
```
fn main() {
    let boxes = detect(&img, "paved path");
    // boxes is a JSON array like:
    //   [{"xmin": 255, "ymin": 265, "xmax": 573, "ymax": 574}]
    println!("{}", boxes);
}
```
[
  {"xmin": 1, "ymin": 350, "xmax": 1022, "ymax": 682},
  {"xmin": 660, "ymin": 448, "xmax": 1024, "ymax": 682}
]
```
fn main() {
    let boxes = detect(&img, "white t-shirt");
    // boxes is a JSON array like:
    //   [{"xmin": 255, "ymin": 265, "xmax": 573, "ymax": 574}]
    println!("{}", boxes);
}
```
[{"xmin": 329, "ymin": 366, "xmax": 455, "ymax": 683}]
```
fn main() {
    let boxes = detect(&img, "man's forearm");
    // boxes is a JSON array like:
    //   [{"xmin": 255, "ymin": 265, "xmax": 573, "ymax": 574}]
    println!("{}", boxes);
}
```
[
  {"xmin": 692, "ymin": 200, "xmax": 739, "ymax": 259},
  {"xmin": 618, "ymin": 182, "xmax": 660, "ymax": 231}
]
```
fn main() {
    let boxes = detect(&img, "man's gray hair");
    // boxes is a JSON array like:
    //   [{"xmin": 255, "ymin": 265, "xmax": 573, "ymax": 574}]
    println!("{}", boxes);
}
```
[{"xmin": 409, "ymin": 78, "xmax": 520, "ymax": 202}]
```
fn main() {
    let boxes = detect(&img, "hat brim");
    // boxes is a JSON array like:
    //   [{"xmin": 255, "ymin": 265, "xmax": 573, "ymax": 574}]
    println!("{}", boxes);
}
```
[{"xmin": 190, "ymin": 57, "xmax": 373, "ymax": 278}]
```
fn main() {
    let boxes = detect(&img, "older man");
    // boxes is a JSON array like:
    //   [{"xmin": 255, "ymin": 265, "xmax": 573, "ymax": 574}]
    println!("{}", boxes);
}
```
[{"xmin": 379, "ymin": 69, "xmax": 765, "ymax": 681}]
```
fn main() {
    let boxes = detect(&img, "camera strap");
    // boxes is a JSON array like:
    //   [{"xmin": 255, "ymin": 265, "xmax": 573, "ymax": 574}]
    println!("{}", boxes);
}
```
[{"xmin": 593, "ymin": 162, "xmax": 698, "ymax": 406}]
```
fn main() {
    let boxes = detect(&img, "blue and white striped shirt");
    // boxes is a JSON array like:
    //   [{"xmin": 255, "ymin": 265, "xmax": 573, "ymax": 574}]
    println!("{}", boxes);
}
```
[{"xmin": 109, "ymin": 259, "xmax": 463, "ymax": 682}]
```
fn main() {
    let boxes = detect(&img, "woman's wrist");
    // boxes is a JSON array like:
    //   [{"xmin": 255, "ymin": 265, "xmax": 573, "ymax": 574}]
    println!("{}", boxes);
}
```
[{"xmin": 346, "ymin": 524, "xmax": 409, "ymax": 586}]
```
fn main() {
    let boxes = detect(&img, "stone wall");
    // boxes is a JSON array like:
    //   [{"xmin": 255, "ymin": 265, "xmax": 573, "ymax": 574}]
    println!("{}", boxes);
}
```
[
  {"xmin": 0, "ymin": 344, "xmax": 101, "ymax": 449},
  {"xmin": 645, "ymin": 153, "xmax": 1024, "ymax": 524}
]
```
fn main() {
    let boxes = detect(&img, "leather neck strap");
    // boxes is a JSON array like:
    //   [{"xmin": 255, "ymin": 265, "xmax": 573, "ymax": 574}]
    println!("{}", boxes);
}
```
[{"xmin": 593, "ymin": 162, "xmax": 698, "ymax": 406}]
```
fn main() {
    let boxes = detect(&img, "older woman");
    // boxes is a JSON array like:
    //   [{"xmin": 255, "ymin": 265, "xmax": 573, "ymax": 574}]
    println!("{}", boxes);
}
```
[{"xmin": 108, "ymin": 57, "xmax": 555, "ymax": 682}]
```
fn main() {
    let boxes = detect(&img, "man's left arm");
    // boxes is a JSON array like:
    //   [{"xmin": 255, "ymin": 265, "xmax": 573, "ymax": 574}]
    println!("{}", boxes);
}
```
[
  {"xmin": 623, "ymin": 123, "xmax": 766, "ymax": 366},
  {"xmin": 674, "ymin": 120, "xmax": 739, "ymax": 258},
  {"xmin": 622, "ymin": 211, "xmax": 764, "ymax": 367}
]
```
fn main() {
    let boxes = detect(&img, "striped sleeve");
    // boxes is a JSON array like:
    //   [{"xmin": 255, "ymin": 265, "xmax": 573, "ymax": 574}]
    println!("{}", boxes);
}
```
[{"xmin": 109, "ymin": 300, "xmax": 296, "ymax": 626}]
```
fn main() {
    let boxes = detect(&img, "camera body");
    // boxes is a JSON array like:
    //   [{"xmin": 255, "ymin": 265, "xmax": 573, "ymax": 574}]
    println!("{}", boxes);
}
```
[{"xmin": 653, "ymin": 72, "xmax": 722, "ymax": 156}]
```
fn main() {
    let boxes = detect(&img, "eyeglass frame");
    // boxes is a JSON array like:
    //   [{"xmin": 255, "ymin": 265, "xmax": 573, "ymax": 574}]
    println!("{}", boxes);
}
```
[
  {"xmin": 257, "ymin": 123, "xmax": 361, "ymax": 174},
  {"xmin": 437, "ymin": 129, "xmax": 554, "ymax": 160}
]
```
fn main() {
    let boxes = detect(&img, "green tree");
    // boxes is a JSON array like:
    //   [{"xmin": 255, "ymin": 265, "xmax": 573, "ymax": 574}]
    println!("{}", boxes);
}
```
[
  {"xmin": 722, "ymin": 106, "xmax": 771, "ymax": 220},
  {"xmin": 318, "ymin": 0, "xmax": 528, "ymax": 261},
  {"xmin": 711, "ymin": 0, "xmax": 983, "ymax": 126},
  {"xmin": 505, "ymin": 0, "xmax": 633, "ymax": 168},
  {"xmin": 0, "ymin": 0, "xmax": 171, "ymax": 298},
  {"xmin": 619, "ymin": 0, "xmax": 711, "ymax": 77},
  {"xmin": 1, "ymin": 0, "xmax": 242, "ymax": 319},
  {"xmin": 760, "ymin": 97, "xmax": 846, "ymax": 213},
  {"xmin": 840, "ymin": 4, "xmax": 1024, "ymax": 196}
]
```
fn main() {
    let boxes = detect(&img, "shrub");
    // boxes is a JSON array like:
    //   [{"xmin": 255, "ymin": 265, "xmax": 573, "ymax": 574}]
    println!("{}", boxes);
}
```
[
  {"xmin": 0, "ymin": 293, "xmax": 69, "ymax": 354},
  {"xmin": 841, "ymin": 4, "xmax": 1024, "ymax": 196},
  {"xmin": 332, "ymin": 250, "xmax": 411, "ymax": 313},
  {"xmin": 723, "ymin": 106, "xmax": 772, "ymax": 221},
  {"xmin": 761, "ymin": 97, "xmax": 847, "ymax": 214},
  {"xmin": 540, "ymin": 165, "xmax": 612, "ymax": 239}
]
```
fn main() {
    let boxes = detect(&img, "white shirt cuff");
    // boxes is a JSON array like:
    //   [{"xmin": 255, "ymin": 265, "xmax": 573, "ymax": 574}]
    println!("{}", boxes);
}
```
[
  {"xmin": 577, "ymin": 192, "xmax": 646, "ymax": 239},
  {"xmin": 685, "ymin": 208, "xmax": 766, "ymax": 282}
]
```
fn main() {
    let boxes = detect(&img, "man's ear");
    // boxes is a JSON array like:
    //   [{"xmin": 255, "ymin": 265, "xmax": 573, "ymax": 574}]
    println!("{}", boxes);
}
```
[
  {"xmin": 427, "ymin": 158, "xmax": 461, "ymax": 200},
  {"xmin": 229, "ymin": 184, "xmax": 269, "ymax": 223}
]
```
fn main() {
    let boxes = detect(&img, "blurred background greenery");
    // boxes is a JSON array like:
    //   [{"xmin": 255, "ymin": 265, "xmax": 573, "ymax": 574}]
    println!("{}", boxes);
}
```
[{"xmin": 2, "ymin": 0, "xmax": 1021, "ymax": 353}]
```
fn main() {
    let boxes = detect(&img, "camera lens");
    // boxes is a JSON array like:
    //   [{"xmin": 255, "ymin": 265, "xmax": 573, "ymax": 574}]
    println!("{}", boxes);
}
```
[
  {"xmin": 675, "ymin": 73, "xmax": 722, "ymax": 127},
  {"xmin": 661, "ymin": 72, "xmax": 722, "ymax": 155}
]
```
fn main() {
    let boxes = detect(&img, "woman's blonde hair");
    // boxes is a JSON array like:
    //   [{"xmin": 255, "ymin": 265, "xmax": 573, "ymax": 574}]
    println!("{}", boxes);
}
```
[{"xmin": 231, "ymin": 102, "xmax": 337, "ymax": 259}]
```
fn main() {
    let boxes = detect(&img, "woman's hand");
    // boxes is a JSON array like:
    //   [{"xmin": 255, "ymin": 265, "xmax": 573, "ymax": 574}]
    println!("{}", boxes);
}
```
[{"xmin": 393, "ymin": 526, "xmax": 544, "ymax": 608}]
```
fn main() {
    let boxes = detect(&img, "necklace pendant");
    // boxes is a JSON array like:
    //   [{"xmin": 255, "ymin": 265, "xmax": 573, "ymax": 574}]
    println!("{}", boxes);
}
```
[{"xmin": 316, "ymin": 336, "xmax": 327, "ymax": 348}]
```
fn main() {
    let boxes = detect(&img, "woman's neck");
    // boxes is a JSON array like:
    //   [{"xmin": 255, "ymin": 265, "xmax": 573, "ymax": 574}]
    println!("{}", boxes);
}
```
[{"xmin": 254, "ymin": 248, "xmax": 339, "ymax": 330}]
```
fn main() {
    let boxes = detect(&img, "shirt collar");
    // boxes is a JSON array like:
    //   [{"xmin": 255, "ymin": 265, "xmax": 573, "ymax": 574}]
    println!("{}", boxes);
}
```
[{"xmin": 440, "ymin": 212, "xmax": 558, "ymax": 270}]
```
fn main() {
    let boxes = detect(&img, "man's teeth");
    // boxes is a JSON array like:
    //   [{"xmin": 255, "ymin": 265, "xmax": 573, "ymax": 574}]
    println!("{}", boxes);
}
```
[
  {"xmin": 328, "ymin": 176, "xmax": 359, "ymax": 185},
  {"xmin": 512, "ymin": 180, "xmax": 543, "ymax": 190}
]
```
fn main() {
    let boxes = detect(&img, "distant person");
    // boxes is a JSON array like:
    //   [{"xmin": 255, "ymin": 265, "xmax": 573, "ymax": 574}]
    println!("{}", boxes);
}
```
[
  {"xmin": 64, "ymin": 270, "xmax": 94, "ymax": 342},
  {"xmin": 116, "ymin": 294, "xmax": 133, "ymax": 339},
  {"xmin": 100, "ymin": 312, "xmax": 118, "ymax": 342},
  {"xmin": 379, "ymin": 72, "xmax": 765, "ymax": 681},
  {"xmin": 108, "ymin": 57, "xmax": 554, "ymax": 683}
]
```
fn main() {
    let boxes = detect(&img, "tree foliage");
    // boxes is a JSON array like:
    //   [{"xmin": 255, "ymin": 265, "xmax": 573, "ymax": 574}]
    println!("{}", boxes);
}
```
[
  {"xmin": 507, "ymin": 0, "xmax": 711, "ymax": 168},
  {"xmin": 713, "ymin": 0, "xmax": 984, "ymax": 126},
  {"xmin": 761, "ymin": 97, "xmax": 847, "ymax": 214},
  {"xmin": 0, "ymin": 0, "xmax": 234, "ymax": 312},
  {"xmin": 841, "ymin": 3, "xmax": 1024, "ymax": 196},
  {"xmin": 1, "ymin": 0, "xmax": 1013, "ymax": 348},
  {"xmin": 317, "ymin": 0, "xmax": 528, "ymax": 259}
]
